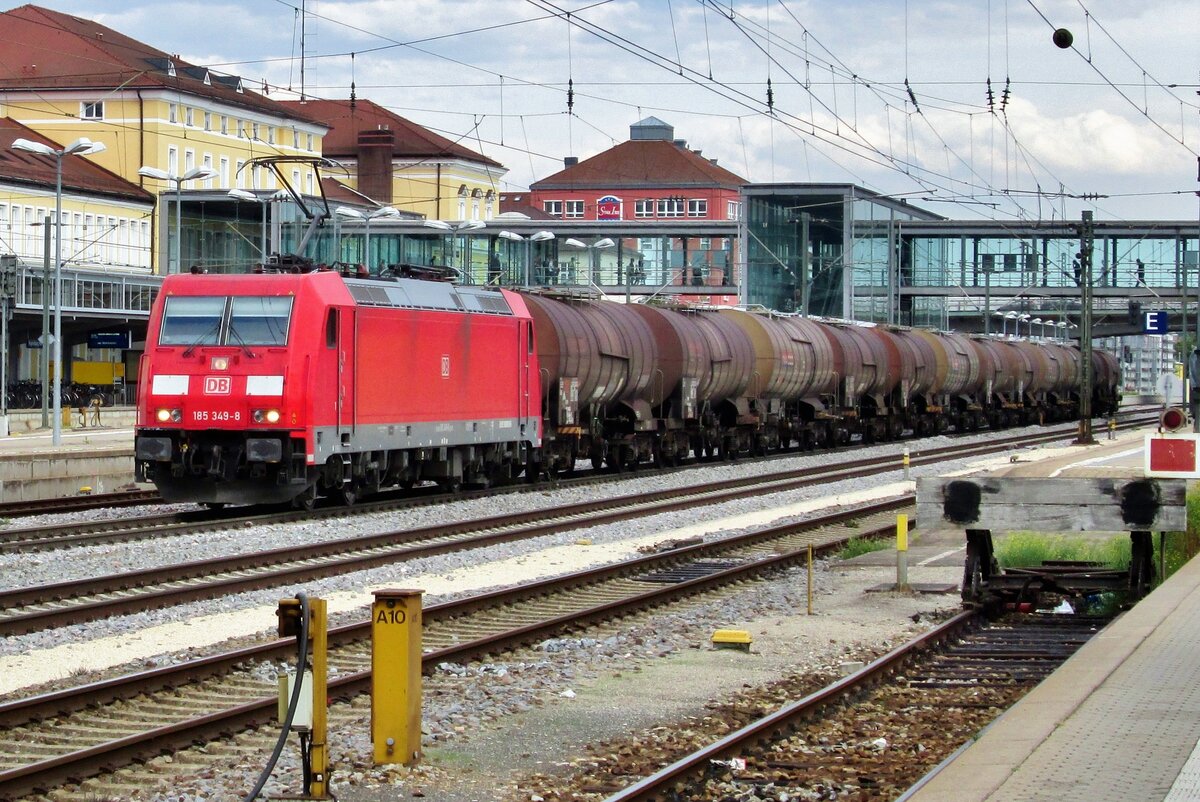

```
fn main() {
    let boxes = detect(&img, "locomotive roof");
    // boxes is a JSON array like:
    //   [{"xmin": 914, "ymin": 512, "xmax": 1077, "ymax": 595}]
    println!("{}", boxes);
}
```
[{"xmin": 161, "ymin": 271, "xmax": 517, "ymax": 317}]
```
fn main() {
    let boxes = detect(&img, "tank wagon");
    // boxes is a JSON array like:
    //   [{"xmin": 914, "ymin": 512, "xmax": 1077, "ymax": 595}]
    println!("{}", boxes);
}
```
[{"xmin": 135, "ymin": 269, "xmax": 1119, "ymax": 507}]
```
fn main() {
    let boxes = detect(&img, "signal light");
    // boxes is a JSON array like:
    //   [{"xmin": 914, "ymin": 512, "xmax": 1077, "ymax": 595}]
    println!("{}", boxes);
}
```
[{"xmin": 1160, "ymin": 407, "xmax": 1188, "ymax": 432}]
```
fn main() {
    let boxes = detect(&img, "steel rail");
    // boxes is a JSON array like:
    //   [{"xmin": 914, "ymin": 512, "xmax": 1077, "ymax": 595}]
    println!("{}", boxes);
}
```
[{"xmin": 0, "ymin": 499, "xmax": 904, "ymax": 800}]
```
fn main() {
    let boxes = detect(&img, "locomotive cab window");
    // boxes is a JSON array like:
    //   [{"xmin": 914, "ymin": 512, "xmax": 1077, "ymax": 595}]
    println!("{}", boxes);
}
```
[
  {"xmin": 325, "ymin": 309, "xmax": 337, "ymax": 348},
  {"xmin": 159, "ymin": 295, "xmax": 293, "ymax": 347},
  {"xmin": 229, "ymin": 296, "xmax": 293, "ymax": 345},
  {"xmin": 158, "ymin": 296, "xmax": 225, "ymax": 345}
]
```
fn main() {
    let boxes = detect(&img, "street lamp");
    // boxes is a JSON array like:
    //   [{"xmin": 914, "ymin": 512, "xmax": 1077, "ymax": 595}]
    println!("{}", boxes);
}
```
[
  {"xmin": 335, "ymin": 206, "xmax": 400, "ymax": 272},
  {"xmin": 1031, "ymin": 318, "xmax": 1043, "ymax": 339},
  {"xmin": 563, "ymin": 237, "xmax": 615, "ymax": 286},
  {"xmin": 423, "ymin": 219, "xmax": 485, "ymax": 277},
  {"xmin": 1004, "ymin": 311, "xmax": 1019, "ymax": 337},
  {"xmin": 138, "ymin": 165, "xmax": 219, "ymax": 275},
  {"xmin": 227, "ymin": 189, "xmax": 287, "ymax": 268},
  {"xmin": 1018, "ymin": 314, "xmax": 1031, "ymax": 337},
  {"xmin": 11, "ymin": 136, "xmax": 106, "ymax": 445},
  {"xmin": 993, "ymin": 310, "xmax": 1006, "ymax": 336},
  {"xmin": 499, "ymin": 230, "xmax": 555, "ymax": 286}
]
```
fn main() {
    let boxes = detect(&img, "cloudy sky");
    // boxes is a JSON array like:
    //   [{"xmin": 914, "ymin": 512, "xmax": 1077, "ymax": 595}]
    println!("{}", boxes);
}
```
[{"xmin": 56, "ymin": 0, "xmax": 1200, "ymax": 221}]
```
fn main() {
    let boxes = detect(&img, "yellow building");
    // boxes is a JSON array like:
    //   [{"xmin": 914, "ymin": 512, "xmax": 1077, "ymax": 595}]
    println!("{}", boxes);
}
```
[
  {"xmin": 0, "ymin": 4, "xmax": 328, "ymax": 273},
  {"xmin": 279, "ymin": 98, "xmax": 506, "ymax": 222}
]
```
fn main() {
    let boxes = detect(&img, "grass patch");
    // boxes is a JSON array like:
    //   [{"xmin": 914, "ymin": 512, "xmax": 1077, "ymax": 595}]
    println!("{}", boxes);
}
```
[
  {"xmin": 840, "ymin": 536, "xmax": 890, "ymax": 560},
  {"xmin": 996, "ymin": 532, "xmax": 1130, "ymax": 570}
]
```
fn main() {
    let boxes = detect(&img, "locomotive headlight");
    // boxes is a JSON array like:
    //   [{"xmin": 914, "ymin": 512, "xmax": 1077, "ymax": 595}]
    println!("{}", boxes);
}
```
[
  {"xmin": 210, "ymin": 356, "xmax": 230, "ymax": 370},
  {"xmin": 156, "ymin": 408, "xmax": 182, "ymax": 423},
  {"xmin": 156, "ymin": 408, "xmax": 171, "ymax": 423},
  {"xmin": 265, "ymin": 408, "xmax": 281, "ymax": 423},
  {"xmin": 252, "ymin": 408, "xmax": 282, "ymax": 424}
]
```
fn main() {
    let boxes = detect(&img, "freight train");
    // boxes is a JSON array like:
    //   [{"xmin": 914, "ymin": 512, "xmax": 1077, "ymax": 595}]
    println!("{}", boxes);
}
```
[{"xmin": 134, "ymin": 268, "xmax": 1120, "ymax": 507}]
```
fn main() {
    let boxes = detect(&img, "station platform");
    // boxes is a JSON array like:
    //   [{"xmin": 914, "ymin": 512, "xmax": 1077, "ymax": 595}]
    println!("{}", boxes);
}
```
[
  {"xmin": 898, "ymin": 426, "xmax": 1200, "ymax": 802},
  {"xmin": 0, "ymin": 419, "xmax": 136, "ymax": 500}
]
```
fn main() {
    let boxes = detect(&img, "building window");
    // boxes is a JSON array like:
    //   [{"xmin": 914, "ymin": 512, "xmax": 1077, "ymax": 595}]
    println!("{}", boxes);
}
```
[
  {"xmin": 169, "ymin": 103, "xmax": 177, "ymax": 124},
  {"xmin": 203, "ymin": 111, "xmax": 212, "ymax": 131},
  {"xmin": 235, "ymin": 159, "xmax": 246, "ymax": 189},
  {"xmin": 252, "ymin": 123, "xmax": 260, "ymax": 141},
  {"xmin": 688, "ymin": 199, "xmax": 708, "ymax": 217},
  {"xmin": 634, "ymin": 200, "xmax": 654, "ymax": 218},
  {"xmin": 220, "ymin": 156, "xmax": 229, "ymax": 187},
  {"xmin": 81, "ymin": 101, "xmax": 103, "ymax": 120},
  {"xmin": 657, "ymin": 198, "xmax": 684, "ymax": 218},
  {"xmin": 543, "ymin": 200, "xmax": 563, "ymax": 217},
  {"xmin": 564, "ymin": 200, "xmax": 584, "ymax": 219},
  {"xmin": 236, "ymin": 120, "xmax": 245, "ymax": 139},
  {"xmin": 167, "ymin": 146, "xmax": 179, "ymax": 176},
  {"xmin": 727, "ymin": 200, "xmax": 741, "ymax": 220},
  {"xmin": 203, "ymin": 154, "xmax": 214, "ymax": 187},
  {"xmin": 306, "ymin": 133, "xmax": 313, "ymax": 151},
  {"xmin": 220, "ymin": 116, "xmax": 228, "ymax": 135},
  {"xmin": 268, "ymin": 126, "xmax": 276, "ymax": 145},
  {"xmin": 185, "ymin": 107, "xmax": 194, "ymax": 127},
  {"xmin": 293, "ymin": 130, "xmax": 299, "ymax": 149},
  {"xmin": 184, "ymin": 149, "xmax": 195, "ymax": 174}
]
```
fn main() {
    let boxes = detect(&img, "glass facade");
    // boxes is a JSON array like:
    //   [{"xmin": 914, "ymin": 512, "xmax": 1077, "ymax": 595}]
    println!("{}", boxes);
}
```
[{"xmin": 744, "ymin": 185, "xmax": 940, "ymax": 315}]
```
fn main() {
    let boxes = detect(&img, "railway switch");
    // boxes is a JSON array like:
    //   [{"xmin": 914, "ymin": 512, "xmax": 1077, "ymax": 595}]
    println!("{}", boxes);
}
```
[{"xmin": 372, "ymin": 588, "xmax": 424, "ymax": 766}]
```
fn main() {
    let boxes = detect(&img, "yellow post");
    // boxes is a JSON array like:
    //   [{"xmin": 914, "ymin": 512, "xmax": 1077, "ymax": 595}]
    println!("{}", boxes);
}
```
[
  {"xmin": 309, "ymin": 597, "xmax": 330, "ymax": 798},
  {"xmin": 1108, "ymin": 417, "xmax": 1117, "ymax": 440},
  {"xmin": 896, "ymin": 514, "xmax": 909, "ymax": 591},
  {"xmin": 902, "ymin": 447, "xmax": 911, "ymax": 479},
  {"xmin": 807, "ymin": 544, "xmax": 813, "ymax": 615},
  {"xmin": 372, "ymin": 588, "xmax": 423, "ymax": 766}
]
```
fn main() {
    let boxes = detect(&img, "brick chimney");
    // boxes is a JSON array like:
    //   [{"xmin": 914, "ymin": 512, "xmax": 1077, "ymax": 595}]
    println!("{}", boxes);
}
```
[{"xmin": 357, "ymin": 127, "xmax": 395, "ymax": 204}]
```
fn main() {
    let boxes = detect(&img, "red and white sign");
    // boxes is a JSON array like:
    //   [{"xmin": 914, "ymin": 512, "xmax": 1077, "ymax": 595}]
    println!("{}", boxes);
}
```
[
  {"xmin": 203, "ymin": 376, "xmax": 232, "ymax": 395},
  {"xmin": 596, "ymin": 195, "xmax": 622, "ymax": 220},
  {"xmin": 1144, "ymin": 433, "xmax": 1200, "ymax": 478}
]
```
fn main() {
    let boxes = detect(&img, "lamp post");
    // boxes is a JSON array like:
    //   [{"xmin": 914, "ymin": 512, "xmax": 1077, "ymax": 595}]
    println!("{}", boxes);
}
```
[
  {"xmin": 994, "ymin": 310, "xmax": 1006, "ymax": 336},
  {"xmin": 138, "ymin": 165, "xmax": 219, "ymax": 275},
  {"xmin": 499, "ymin": 230, "xmax": 555, "ymax": 287},
  {"xmin": 1004, "ymin": 311, "xmax": 1019, "ymax": 337},
  {"xmin": 227, "ymin": 189, "xmax": 287, "ymax": 268},
  {"xmin": 335, "ymin": 206, "xmax": 400, "ymax": 272},
  {"xmin": 11, "ymin": 136, "xmax": 106, "ymax": 445},
  {"xmin": 563, "ymin": 237, "xmax": 615, "ymax": 287},
  {"xmin": 422, "ymin": 219, "xmax": 485, "ymax": 279},
  {"xmin": 1018, "ymin": 314, "xmax": 1031, "ymax": 338},
  {"xmin": 1031, "ymin": 318, "xmax": 1043, "ymax": 339}
]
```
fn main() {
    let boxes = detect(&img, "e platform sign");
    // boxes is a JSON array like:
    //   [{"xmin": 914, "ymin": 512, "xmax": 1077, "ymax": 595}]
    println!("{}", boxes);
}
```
[{"xmin": 1144, "ymin": 310, "xmax": 1169, "ymax": 335}]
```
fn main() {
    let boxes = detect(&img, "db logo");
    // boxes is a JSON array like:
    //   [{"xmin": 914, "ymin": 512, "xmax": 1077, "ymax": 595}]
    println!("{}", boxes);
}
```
[{"xmin": 204, "ymin": 376, "xmax": 232, "ymax": 395}]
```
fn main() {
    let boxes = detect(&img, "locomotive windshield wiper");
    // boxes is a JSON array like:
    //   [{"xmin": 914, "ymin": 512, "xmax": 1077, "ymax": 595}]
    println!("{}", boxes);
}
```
[
  {"xmin": 181, "ymin": 321, "xmax": 222, "ymax": 357},
  {"xmin": 227, "ymin": 325, "xmax": 258, "ymax": 358}
]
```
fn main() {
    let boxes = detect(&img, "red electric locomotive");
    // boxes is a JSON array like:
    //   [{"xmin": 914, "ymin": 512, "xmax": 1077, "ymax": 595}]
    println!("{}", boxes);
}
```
[{"xmin": 135, "ymin": 271, "xmax": 540, "ymax": 507}]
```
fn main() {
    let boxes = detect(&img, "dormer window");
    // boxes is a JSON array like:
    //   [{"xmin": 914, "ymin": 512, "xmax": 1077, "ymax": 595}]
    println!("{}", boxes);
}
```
[
  {"xmin": 202, "ymin": 71, "xmax": 212, "ymax": 86},
  {"xmin": 166, "ymin": 60, "xmax": 176, "ymax": 77},
  {"xmin": 81, "ymin": 101, "xmax": 103, "ymax": 120}
]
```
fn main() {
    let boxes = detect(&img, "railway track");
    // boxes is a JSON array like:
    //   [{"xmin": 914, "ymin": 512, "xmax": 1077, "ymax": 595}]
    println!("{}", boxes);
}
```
[
  {"xmin": 0, "ymin": 413, "xmax": 1157, "ymax": 555},
  {"xmin": 0, "ymin": 418, "xmax": 1153, "ymax": 636},
  {"xmin": 0, "ymin": 487, "xmax": 160, "ymax": 519},
  {"xmin": 0, "ymin": 499, "xmax": 905, "ymax": 800},
  {"xmin": 590, "ymin": 611, "xmax": 1107, "ymax": 802}
]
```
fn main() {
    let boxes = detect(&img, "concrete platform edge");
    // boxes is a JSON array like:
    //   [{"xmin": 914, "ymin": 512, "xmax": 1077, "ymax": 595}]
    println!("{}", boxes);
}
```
[{"xmin": 906, "ymin": 553, "xmax": 1200, "ymax": 802}]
